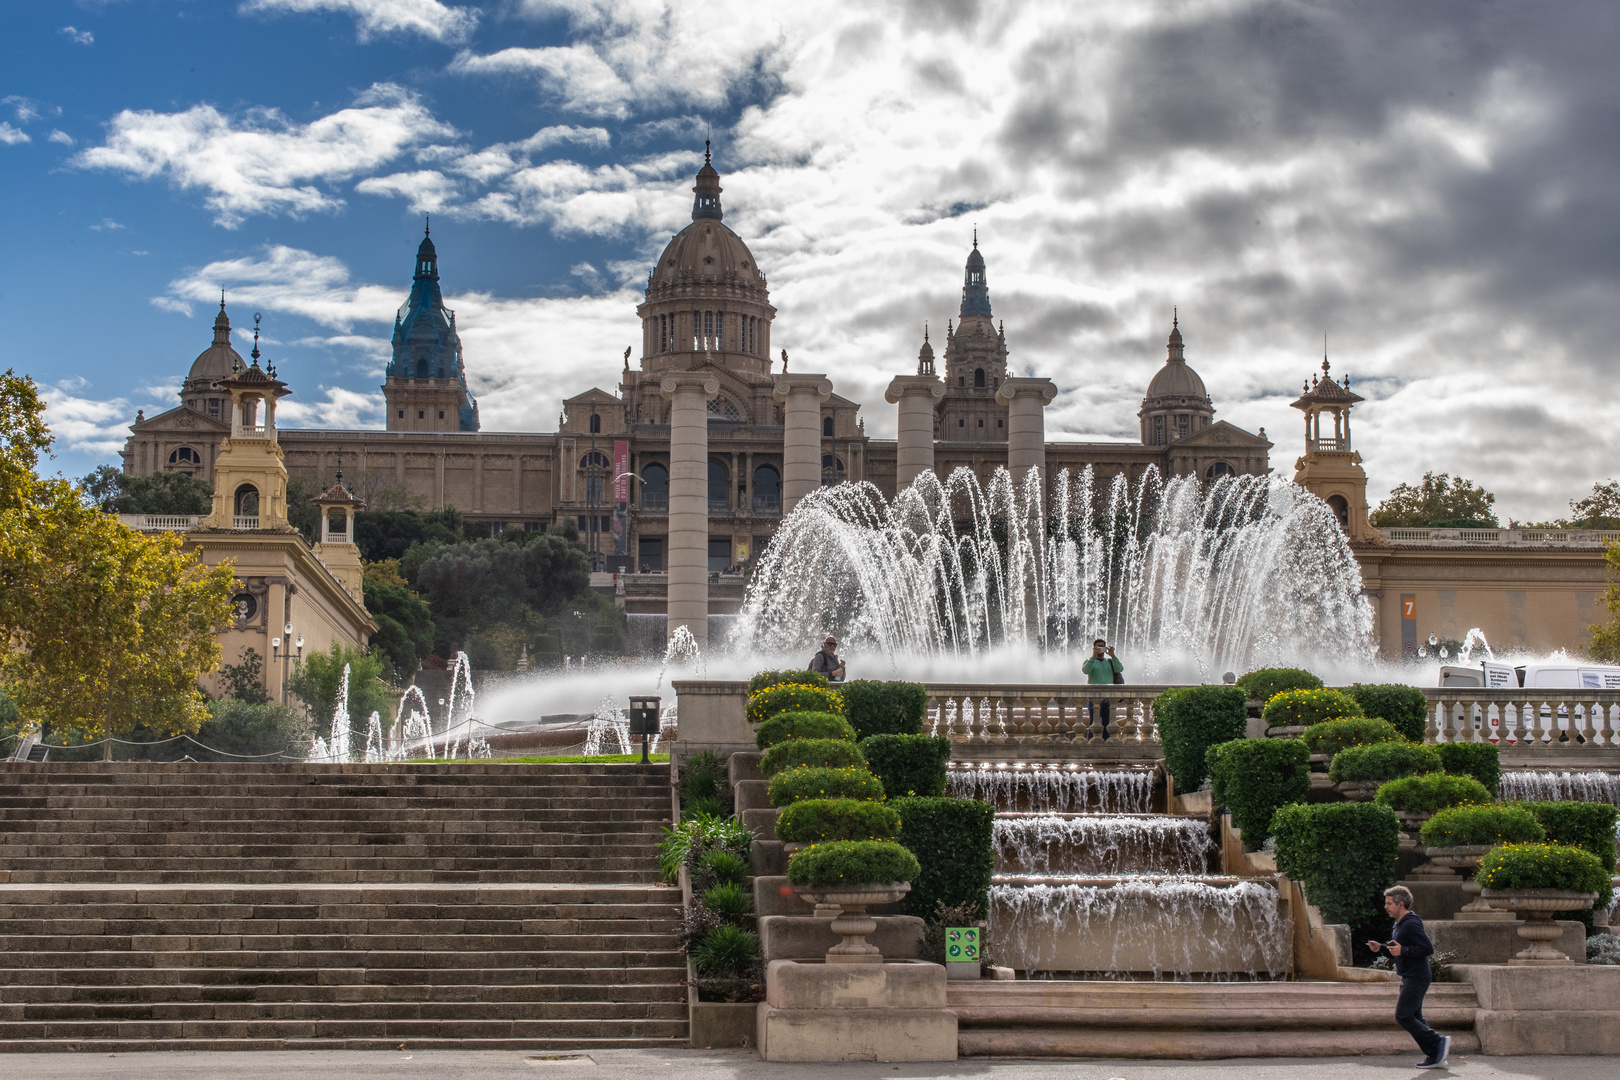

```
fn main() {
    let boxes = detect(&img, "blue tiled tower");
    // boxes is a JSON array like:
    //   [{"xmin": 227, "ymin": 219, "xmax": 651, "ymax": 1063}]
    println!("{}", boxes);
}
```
[{"xmin": 384, "ymin": 220, "xmax": 480, "ymax": 432}]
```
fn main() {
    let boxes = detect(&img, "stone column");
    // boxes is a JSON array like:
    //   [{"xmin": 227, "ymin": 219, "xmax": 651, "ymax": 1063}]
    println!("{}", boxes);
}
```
[
  {"xmin": 773, "ymin": 374, "xmax": 832, "ymax": 515},
  {"xmin": 884, "ymin": 375, "xmax": 945, "ymax": 491},
  {"xmin": 995, "ymin": 377, "xmax": 1058, "ymax": 492},
  {"xmin": 661, "ymin": 373, "xmax": 719, "ymax": 647}
]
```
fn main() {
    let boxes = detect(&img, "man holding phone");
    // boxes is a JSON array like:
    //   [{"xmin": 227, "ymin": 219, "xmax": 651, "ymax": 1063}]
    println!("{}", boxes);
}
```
[
  {"xmin": 1082, "ymin": 639, "xmax": 1123, "ymax": 739},
  {"xmin": 1368, "ymin": 885, "xmax": 1449, "ymax": 1068}
]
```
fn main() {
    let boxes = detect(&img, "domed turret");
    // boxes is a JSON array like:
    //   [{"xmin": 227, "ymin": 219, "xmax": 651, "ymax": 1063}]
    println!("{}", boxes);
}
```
[
  {"xmin": 1139, "ymin": 312, "xmax": 1214, "ymax": 445},
  {"xmin": 383, "ymin": 220, "xmax": 480, "ymax": 432},
  {"xmin": 960, "ymin": 231, "xmax": 992, "ymax": 318},
  {"xmin": 180, "ymin": 296, "xmax": 245, "ymax": 418},
  {"xmin": 692, "ymin": 141, "xmax": 723, "ymax": 221},
  {"xmin": 917, "ymin": 326, "xmax": 936, "ymax": 376}
]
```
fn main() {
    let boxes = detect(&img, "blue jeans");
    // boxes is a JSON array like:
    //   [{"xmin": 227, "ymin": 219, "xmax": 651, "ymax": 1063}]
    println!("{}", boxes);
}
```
[
  {"xmin": 1396, "ymin": 975, "xmax": 1441, "ymax": 1057},
  {"xmin": 1088, "ymin": 699, "xmax": 1111, "ymax": 738}
]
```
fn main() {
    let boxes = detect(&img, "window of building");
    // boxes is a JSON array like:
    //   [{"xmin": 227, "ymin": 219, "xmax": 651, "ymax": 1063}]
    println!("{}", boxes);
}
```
[
  {"xmin": 823, "ymin": 415, "xmax": 834, "ymax": 437},
  {"xmin": 692, "ymin": 309, "xmax": 701, "ymax": 350},
  {"xmin": 580, "ymin": 450, "xmax": 610, "ymax": 504},
  {"xmin": 1177, "ymin": 415, "xmax": 1189, "ymax": 438},
  {"xmin": 638, "ymin": 536, "xmax": 664, "ymax": 571},
  {"xmin": 1206, "ymin": 461, "xmax": 1235, "ymax": 480},
  {"xmin": 997, "ymin": 419, "xmax": 1003, "ymax": 428},
  {"xmin": 398, "ymin": 410, "xmax": 405, "ymax": 419},
  {"xmin": 708, "ymin": 537, "xmax": 732, "ymax": 572},
  {"xmin": 418, "ymin": 410, "xmax": 425, "ymax": 419},
  {"xmin": 589, "ymin": 412, "xmax": 601, "ymax": 434},
  {"xmin": 716, "ymin": 310, "xmax": 724, "ymax": 351},
  {"xmin": 1154, "ymin": 417, "xmax": 1165, "ymax": 445},
  {"xmin": 208, "ymin": 399, "xmax": 220, "ymax": 418},
  {"xmin": 438, "ymin": 411, "xmax": 445, "ymax": 420},
  {"xmin": 975, "ymin": 368, "xmax": 985, "ymax": 388},
  {"xmin": 1327, "ymin": 494, "xmax": 1350, "ymax": 530},
  {"xmin": 168, "ymin": 446, "xmax": 199, "ymax": 467},
  {"xmin": 752, "ymin": 464, "xmax": 780, "ymax": 510},
  {"xmin": 978, "ymin": 418, "xmax": 984, "ymax": 427},
  {"xmin": 708, "ymin": 460, "xmax": 729, "ymax": 509},
  {"xmin": 233, "ymin": 483, "xmax": 259, "ymax": 517},
  {"xmin": 641, "ymin": 463, "xmax": 668, "ymax": 509},
  {"xmin": 821, "ymin": 454, "xmax": 845, "ymax": 487},
  {"xmin": 959, "ymin": 376, "xmax": 965, "ymax": 387}
]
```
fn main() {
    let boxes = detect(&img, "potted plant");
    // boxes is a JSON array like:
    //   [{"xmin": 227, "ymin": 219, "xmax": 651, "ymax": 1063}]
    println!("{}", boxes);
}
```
[
  {"xmin": 1261, "ymin": 687, "xmax": 1361, "ymax": 739},
  {"xmin": 785, "ymin": 840, "xmax": 920, "ymax": 963},
  {"xmin": 1373, "ymin": 772, "xmax": 1493, "ymax": 857},
  {"xmin": 1478, "ymin": 843, "xmax": 1609, "ymax": 963},
  {"xmin": 1301, "ymin": 717, "xmax": 1404, "ymax": 773},
  {"xmin": 1420, "ymin": 804, "xmax": 1544, "ymax": 919},
  {"xmin": 1327, "ymin": 741, "xmax": 1442, "ymax": 801}
]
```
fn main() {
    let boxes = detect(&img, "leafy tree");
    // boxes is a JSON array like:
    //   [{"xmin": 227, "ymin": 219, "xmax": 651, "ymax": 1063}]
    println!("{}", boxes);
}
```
[
  {"xmin": 218, "ymin": 647, "xmax": 270, "ymax": 705},
  {"xmin": 80, "ymin": 464, "xmax": 213, "ymax": 515},
  {"xmin": 285, "ymin": 476, "xmax": 322, "ymax": 544},
  {"xmin": 287, "ymin": 642, "xmax": 391, "ymax": 756},
  {"xmin": 1370, "ymin": 471, "xmax": 1498, "ymax": 528},
  {"xmin": 1571, "ymin": 480, "xmax": 1620, "ymax": 530},
  {"xmin": 354, "ymin": 507, "xmax": 473, "ymax": 563},
  {"xmin": 1589, "ymin": 542, "xmax": 1620, "ymax": 663},
  {"xmin": 363, "ymin": 562, "xmax": 435, "ymax": 678},
  {"xmin": 191, "ymin": 699, "xmax": 312, "ymax": 761}
]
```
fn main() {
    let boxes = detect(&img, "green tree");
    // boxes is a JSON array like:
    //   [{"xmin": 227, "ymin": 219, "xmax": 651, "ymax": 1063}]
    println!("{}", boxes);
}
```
[
  {"xmin": 192, "ymin": 699, "xmax": 313, "ymax": 761},
  {"xmin": 285, "ymin": 476, "xmax": 322, "ymax": 544},
  {"xmin": 354, "ymin": 507, "xmax": 473, "ymax": 563},
  {"xmin": 218, "ymin": 647, "xmax": 271, "ymax": 705},
  {"xmin": 80, "ymin": 464, "xmax": 213, "ymax": 515},
  {"xmin": 1571, "ymin": 480, "xmax": 1620, "ymax": 530},
  {"xmin": 287, "ymin": 642, "xmax": 391, "ymax": 756},
  {"xmin": 1370, "ymin": 471, "xmax": 1498, "ymax": 528},
  {"xmin": 1589, "ymin": 542, "xmax": 1620, "ymax": 663},
  {"xmin": 363, "ymin": 562, "xmax": 435, "ymax": 678}
]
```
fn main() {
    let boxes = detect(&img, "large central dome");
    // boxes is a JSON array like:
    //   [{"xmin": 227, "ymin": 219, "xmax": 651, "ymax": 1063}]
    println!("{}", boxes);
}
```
[{"xmin": 648, "ymin": 149, "xmax": 766, "ymax": 296}]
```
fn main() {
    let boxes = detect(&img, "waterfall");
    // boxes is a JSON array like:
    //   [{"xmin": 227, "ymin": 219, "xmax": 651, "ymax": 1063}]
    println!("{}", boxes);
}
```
[
  {"xmin": 1501, "ymin": 771, "xmax": 1620, "ymax": 806},
  {"xmin": 948, "ymin": 764, "xmax": 1156, "ymax": 814},
  {"xmin": 993, "ymin": 814, "xmax": 1212, "ymax": 876}
]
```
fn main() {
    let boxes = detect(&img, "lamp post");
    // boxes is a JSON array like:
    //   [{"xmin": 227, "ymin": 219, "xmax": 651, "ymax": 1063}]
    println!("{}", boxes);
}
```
[{"xmin": 271, "ymin": 622, "xmax": 303, "ymax": 705}]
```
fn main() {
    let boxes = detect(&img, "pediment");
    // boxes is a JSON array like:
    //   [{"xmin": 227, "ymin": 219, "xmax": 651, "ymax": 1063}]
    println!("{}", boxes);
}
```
[
  {"xmin": 563, "ymin": 387, "xmax": 621, "ymax": 406},
  {"xmin": 1177, "ymin": 420, "xmax": 1269, "ymax": 448},
  {"xmin": 134, "ymin": 405, "xmax": 230, "ymax": 434}
]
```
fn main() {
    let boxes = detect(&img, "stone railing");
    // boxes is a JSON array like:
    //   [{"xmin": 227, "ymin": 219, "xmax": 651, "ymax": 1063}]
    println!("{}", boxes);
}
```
[
  {"xmin": 923, "ymin": 684, "xmax": 1173, "ymax": 747},
  {"xmin": 232, "ymin": 515, "xmax": 260, "ymax": 530},
  {"xmin": 1420, "ymin": 689, "xmax": 1620, "ymax": 757},
  {"xmin": 117, "ymin": 514, "xmax": 200, "ymax": 532},
  {"xmin": 1382, "ymin": 527, "xmax": 1620, "ymax": 547}
]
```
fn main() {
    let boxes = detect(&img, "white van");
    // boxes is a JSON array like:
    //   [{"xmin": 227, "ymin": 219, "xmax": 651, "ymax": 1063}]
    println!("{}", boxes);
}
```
[{"xmin": 1435, "ymin": 661, "xmax": 1620, "ymax": 741}]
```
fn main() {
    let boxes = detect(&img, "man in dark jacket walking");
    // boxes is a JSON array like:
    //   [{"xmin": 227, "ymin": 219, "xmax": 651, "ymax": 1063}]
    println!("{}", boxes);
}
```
[{"xmin": 1368, "ymin": 885, "xmax": 1450, "ymax": 1068}]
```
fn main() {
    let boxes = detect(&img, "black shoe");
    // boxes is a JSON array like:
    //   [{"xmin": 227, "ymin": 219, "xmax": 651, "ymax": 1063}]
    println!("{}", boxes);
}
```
[{"xmin": 1415, "ymin": 1057, "xmax": 1442, "ymax": 1069}]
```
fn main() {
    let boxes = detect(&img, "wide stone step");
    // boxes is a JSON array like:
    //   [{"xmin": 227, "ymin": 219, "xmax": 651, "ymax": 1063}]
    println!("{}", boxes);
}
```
[
  {"xmin": 0, "ymin": 1034, "xmax": 688, "ymax": 1052},
  {"xmin": 0, "ymin": 932, "xmax": 681, "ymax": 953},
  {"xmin": 1, "ymin": 948, "xmax": 686, "ymax": 971},
  {"xmin": 1, "ymin": 999, "xmax": 690, "ymax": 1022},
  {"xmin": 0, "ymin": 965, "xmax": 687, "ymax": 988},
  {"xmin": 0, "ymin": 915, "xmax": 677, "ymax": 934},
  {"xmin": 0, "ymin": 981, "xmax": 685, "ymax": 1005},
  {"xmin": 0, "ymin": 870, "xmax": 664, "ymax": 884},
  {"xmin": 0, "ymin": 1016, "xmax": 691, "ymax": 1040}
]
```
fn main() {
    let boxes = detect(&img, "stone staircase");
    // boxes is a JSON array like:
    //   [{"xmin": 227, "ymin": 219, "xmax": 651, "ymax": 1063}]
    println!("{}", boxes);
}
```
[{"xmin": 0, "ymin": 762, "xmax": 685, "ymax": 1051}]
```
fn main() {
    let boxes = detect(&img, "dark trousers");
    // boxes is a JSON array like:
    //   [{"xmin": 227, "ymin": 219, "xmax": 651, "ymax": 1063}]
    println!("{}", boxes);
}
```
[
  {"xmin": 1088, "ymin": 699, "xmax": 1111, "ymax": 738},
  {"xmin": 1396, "ymin": 974, "xmax": 1441, "ymax": 1057}
]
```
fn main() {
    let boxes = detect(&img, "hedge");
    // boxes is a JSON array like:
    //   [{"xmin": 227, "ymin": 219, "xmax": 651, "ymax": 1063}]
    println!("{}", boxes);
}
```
[
  {"xmin": 1302, "ymin": 717, "xmax": 1405, "ymax": 757},
  {"xmin": 1478, "ymin": 842, "xmax": 1611, "ymax": 905},
  {"xmin": 859, "ymin": 734, "xmax": 951, "ymax": 797},
  {"xmin": 840, "ymin": 680, "xmax": 928, "ymax": 739},
  {"xmin": 1272, "ymin": 801, "xmax": 1401, "ymax": 926},
  {"xmin": 1436, "ymin": 742, "xmax": 1502, "ymax": 796},
  {"xmin": 1237, "ymin": 667, "xmax": 1323, "ymax": 704},
  {"xmin": 889, "ymin": 796, "xmax": 996, "ymax": 920},
  {"xmin": 755, "ymin": 711, "xmax": 857, "ymax": 750},
  {"xmin": 1420, "ymin": 804, "xmax": 1544, "ymax": 848},
  {"xmin": 768, "ymin": 765, "xmax": 886, "ymax": 807},
  {"xmin": 1373, "ymin": 773, "xmax": 1492, "ymax": 814},
  {"xmin": 747, "ymin": 684, "xmax": 844, "ymax": 726},
  {"xmin": 1348, "ymin": 683, "xmax": 1430, "ymax": 742},
  {"xmin": 1328, "ymin": 741, "xmax": 1443, "ymax": 783},
  {"xmin": 776, "ymin": 798, "xmax": 902, "ymax": 844},
  {"xmin": 1520, "ymin": 801, "xmax": 1619, "ymax": 873},
  {"xmin": 760, "ymin": 738, "xmax": 866, "ymax": 777},
  {"xmin": 1155, "ymin": 685, "xmax": 1247, "ymax": 794},
  {"xmin": 1207, "ymin": 737, "xmax": 1310, "ymax": 849},
  {"xmin": 786, "ymin": 840, "xmax": 921, "ymax": 888},
  {"xmin": 748, "ymin": 669, "xmax": 830, "ymax": 694},
  {"xmin": 1262, "ymin": 688, "xmax": 1362, "ymax": 729}
]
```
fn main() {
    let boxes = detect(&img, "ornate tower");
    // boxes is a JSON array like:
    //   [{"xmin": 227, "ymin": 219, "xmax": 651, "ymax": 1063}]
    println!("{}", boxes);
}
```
[
  {"xmin": 1291, "ymin": 351, "xmax": 1372, "ymax": 540},
  {"xmin": 201, "ymin": 319, "xmax": 294, "ymax": 533},
  {"xmin": 938, "ymin": 234, "xmax": 1010, "ymax": 441},
  {"xmin": 180, "ymin": 297, "xmax": 243, "ymax": 422},
  {"xmin": 383, "ymin": 221, "xmax": 480, "ymax": 432},
  {"xmin": 1138, "ymin": 314, "xmax": 1215, "ymax": 446}
]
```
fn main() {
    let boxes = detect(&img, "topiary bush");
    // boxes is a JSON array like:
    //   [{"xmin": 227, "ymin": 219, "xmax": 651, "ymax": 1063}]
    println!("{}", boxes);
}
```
[
  {"xmin": 840, "ymin": 680, "xmax": 928, "ymax": 739},
  {"xmin": 786, "ymin": 840, "xmax": 921, "ymax": 888},
  {"xmin": 1206, "ymin": 737, "xmax": 1310, "ymax": 849},
  {"xmin": 776, "ymin": 798, "xmax": 902, "ymax": 844},
  {"xmin": 696, "ymin": 849, "xmax": 751, "ymax": 889},
  {"xmin": 768, "ymin": 765, "xmax": 886, "ymax": 807},
  {"xmin": 1328, "ymin": 741, "xmax": 1443, "ymax": 783},
  {"xmin": 1520, "ymin": 801, "xmax": 1619, "ymax": 873},
  {"xmin": 747, "ymin": 684, "xmax": 844, "ymax": 726},
  {"xmin": 859, "ymin": 734, "xmax": 951, "ymax": 797},
  {"xmin": 690, "ymin": 923, "xmax": 761, "ymax": 977},
  {"xmin": 755, "ymin": 710, "xmax": 857, "ymax": 750},
  {"xmin": 1263, "ymin": 688, "xmax": 1362, "ymax": 729},
  {"xmin": 1436, "ymin": 742, "xmax": 1501, "ymax": 796},
  {"xmin": 889, "ymin": 796, "xmax": 996, "ymax": 921},
  {"xmin": 1374, "ymin": 773, "xmax": 1492, "ymax": 814},
  {"xmin": 700, "ymin": 881, "xmax": 754, "ymax": 922},
  {"xmin": 1420, "ymin": 804, "xmax": 1545, "ymax": 848},
  {"xmin": 1478, "ymin": 842, "xmax": 1611, "ymax": 905},
  {"xmin": 1348, "ymin": 683, "xmax": 1430, "ymax": 742},
  {"xmin": 748, "ymin": 669, "xmax": 830, "ymax": 694},
  {"xmin": 1302, "ymin": 717, "xmax": 1405, "ymax": 757},
  {"xmin": 1272, "ymin": 801, "xmax": 1401, "ymax": 927},
  {"xmin": 761, "ymin": 738, "xmax": 866, "ymax": 777},
  {"xmin": 1154, "ymin": 685, "xmax": 1247, "ymax": 794},
  {"xmin": 1237, "ymin": 667, "xmax": 1323, "ymax": 704}
]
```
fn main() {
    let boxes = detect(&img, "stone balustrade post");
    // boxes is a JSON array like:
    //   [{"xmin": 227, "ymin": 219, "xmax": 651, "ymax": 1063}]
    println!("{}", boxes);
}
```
[
  {"xmin": 885, "ymin": 375, "xmax": 946, "ymax": 492},
  {"xmin": 995, "ymin": 377, "xmax": 1058, "ymax": 494},
  {"xmin": 773, "ymin": 374, "xmax": 833, "ymax": 515},
  {"xmin": 661, "ymin": 373, "xmax": 720, "ymax": 647}
]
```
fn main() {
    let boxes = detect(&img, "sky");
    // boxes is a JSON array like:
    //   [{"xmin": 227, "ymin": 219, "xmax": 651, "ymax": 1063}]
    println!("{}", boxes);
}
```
[{"xmin": 2, "ymin": 0, "xmax": 1616, "ymax": 522}]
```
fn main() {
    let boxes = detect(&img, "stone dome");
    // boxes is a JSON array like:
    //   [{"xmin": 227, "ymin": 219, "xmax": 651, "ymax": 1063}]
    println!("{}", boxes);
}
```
[
  {"xmin": 186, "ymin": 302, "xmax": 244, "ymax": 387},
  {"xmin": 1144, "ymin": 318, "xmax": 1208, "ymax": 401},
  {"xmin": 649, "ymin": 219, "xmax": 764, "ymax": 291}
]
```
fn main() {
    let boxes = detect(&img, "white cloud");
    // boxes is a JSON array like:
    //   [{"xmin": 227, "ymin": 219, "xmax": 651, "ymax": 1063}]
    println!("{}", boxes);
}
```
[
  {"xmin": 355, "ymin": 169, "xmax": 461, "ymax": 212},
  {"xmin": 40, "ymin": 386, "xmax": 136, "ymax": 455},
  {"xmin": 48, "ymin": 129, "xmax": 74, "ymax": 145},
  {"xmin": 74, "ymin": 83, "xmax": 457, "ymax": 227},
  {"xmin": 0, "ymin": 123, "xmax": 28, "ymax": 146},
  {"xmin": 4, "ymin": 95, "xmax": 47, "ymax": 123},
  {"xmin": 90, "ymin": 218, "xmax": 126, "ymax": 231},
  {"xmin": 240, "ymin": 0, "xmax": 478, "ymax": 43},
  {"xmin": 278, "ymin": 385, "xmax": 388, "ymax": 429},
  {"xmin": 60, "ymin": 26, "xmax": 94, "ymax": 46}
]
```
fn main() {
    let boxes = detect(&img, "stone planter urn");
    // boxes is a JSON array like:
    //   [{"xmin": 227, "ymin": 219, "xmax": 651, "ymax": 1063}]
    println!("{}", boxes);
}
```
[
  {"xmin": 1480, "ymin": 889, "xmax": 1598, "ymax": 964},
  {"xmin": 1394, "ymin": 810, "xmax": 1435, "ymax": 852},
  {"xmin": 1425, "ymin": 845, "xmax": 1514, "ymax": 920},
  {"xmin": 1267, "ymin": 725, "xmax": 1307, "ymax": 740},
  {"xmin": 1334, "ymin": 780, "xmax": 1380, "ymax": 802},
  {"xmin": 793, "ymin": 882, "xmax": 911, "ymax": 964}
]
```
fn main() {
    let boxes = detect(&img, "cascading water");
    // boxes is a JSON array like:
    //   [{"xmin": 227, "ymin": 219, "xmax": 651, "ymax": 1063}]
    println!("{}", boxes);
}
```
[
  {"xmin": 993, "ymin": 814, "xmax": 1213, "ymax": 876},
  {"xmin": 1501, "ymin": 771, "xmax": 1620, "ymax": 806},
  {"xmin": 737, "ymin": 465, "xmax": 1373, "ymax": 676},
  {"xmin": 584, "ymin": 696, "xmax": 634, "ymax": 756},
  {"xmin": 947, "ymin": 764, "xmax": 1155, "ymax": 814}
]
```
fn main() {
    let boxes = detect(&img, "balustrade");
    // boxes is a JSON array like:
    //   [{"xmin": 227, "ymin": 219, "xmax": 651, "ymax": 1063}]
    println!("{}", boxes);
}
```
[
  {"xmin": 232, "ymin": 515, "xmax": 260, "ymax": 530},
  {"xmin": 1419, "ymin": 689, "xmax": 1620, "ymax": 754},
  {"xmin": 922, "ymin": 684, "xmax": 1171, "ymax": 747}
]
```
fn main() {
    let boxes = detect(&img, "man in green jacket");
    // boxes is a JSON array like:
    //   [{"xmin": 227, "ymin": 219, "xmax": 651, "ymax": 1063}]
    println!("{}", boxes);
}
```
[{"xmin": 1081, "ymin": 639, "xmax": 1123, "ymax": 738}]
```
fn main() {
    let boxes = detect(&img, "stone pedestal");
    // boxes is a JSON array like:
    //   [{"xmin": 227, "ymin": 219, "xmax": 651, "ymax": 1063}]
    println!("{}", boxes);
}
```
[
  {"xmin": 661, "ymin": 373, "xmax": 719, "ymax": 646},
  {"xmin": 994, "ymin": 377, "xmax": 1057, "ymax": 491},
  {"xmin": 773, "ymin": 374, "xmax": 832, "ymax": 514},
  {"xmin": 1399, "ymin": 875, "xmax": 1468, "ymax": 923},
  {"xmin": 885, "ymin": 374, "xmax": 945, "ymax": 491},
  {"xmin": 1459, "ymin": 964, "xmax": 1620, "ymax": 1055},
  {"xmin": 758, "ymin": 915, "xmax": 925, "ymax": 961},
  {"xmin": 756, "ymin": 960, "xmax": 957, "ymax": 1061},
  {"xmin": 1430, "ymin": 918, "xmax": 1586, "ymax": 966}
]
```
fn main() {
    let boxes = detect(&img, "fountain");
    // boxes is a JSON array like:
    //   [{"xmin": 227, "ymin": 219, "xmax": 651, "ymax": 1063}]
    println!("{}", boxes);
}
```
[
  {"xmin": 993, "ymin": 814, "xmax": 1214, "ymax": 877},
  {"xmin": 1501, "ymin": 771, "xmax": 1620, "ymax": 805},
  {"xmin": 947, "ymin": 763, "xmax": 1155, "ymax": 814}
]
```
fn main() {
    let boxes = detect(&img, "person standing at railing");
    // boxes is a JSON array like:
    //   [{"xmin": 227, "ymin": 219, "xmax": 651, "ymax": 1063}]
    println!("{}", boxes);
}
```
[
  {"xmin": 1082, "ymin": 639, "xmax": 1123, "ymax": 739},
  {"xmin": 809, "ymin": 635, "xmax": 846, "ymax": 683},
  {"xmin": 1368, "ymin": 885, "xmax": 1449, "ymax": 1069}
]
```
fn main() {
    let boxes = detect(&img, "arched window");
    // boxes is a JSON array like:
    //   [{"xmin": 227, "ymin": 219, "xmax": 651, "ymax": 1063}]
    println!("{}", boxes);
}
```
[
  {"xmin": 580, "ymin": 450, "xmax": 610, "ymax": 504},
  {"xmin": 752, "ymin": 464, "xmax": 781, "ymax": 510},
  {"xmin": 823, "ymin": 415, "xmax": 834, "ymax": 437},
  {"xmin": 168, "ymin": 446, "xmax": 199, "ymax": 467},
  {"xmin": 233, "ymin": 483, "xmax": 259, "ymax": 518},
  {"xmin": 974, "ymin": 368, "xmax": 985, "ymax": 388},
  {"xmin": 692, "ymin": 309, "xmax": 701, "ymax": 350},
  {"xmin": 821, "ymin": 454, "xmax": 845, "ymax": 487},
  {"xmin": 589, "ymin": 412, "xmax": 601, "ymax": 434},
  {"xmin": 708, "ymin": 396, "xmax": 742, "ymax": 421},
  {"xmin": 716, "ymin": 310, "xmax": 725, "ymax": 351},
  {"xmin": 1327, "ymin": 494, "xmax": 1351, "ymax": 531},
  {"xmin": 641, "ymin": 462, "xmax": 668, "ymax": 510},
  {"xmin": 708, "ymin": 460, "xmax": 730, "ymax": 509},
  {"xmin": 1205, "ymin": 461, "xmax": 1235, "ymax": 480}
]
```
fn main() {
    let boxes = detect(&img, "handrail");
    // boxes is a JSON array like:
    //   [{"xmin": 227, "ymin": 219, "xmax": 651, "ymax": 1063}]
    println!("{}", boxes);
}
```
[
  {"xmin": 117, "ymin": 514, "xmax": 200, "ymax": 531},
  {"xmin": 1419, "ymin": 687, "xmax": 1620, "ymax": 750},
  {"xmin": 1382, "ymin": 527, "xmax": 1620, "ymax": 548}
]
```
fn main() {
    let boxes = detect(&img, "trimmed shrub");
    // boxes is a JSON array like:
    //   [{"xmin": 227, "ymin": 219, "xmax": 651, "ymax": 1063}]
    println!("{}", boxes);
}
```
[
  {"xmin": 1154, "ymin": 685, "xmax": 1247, "ymax": 794},
  {"xmin": 840, "ymin": 680, "xmax": 928, "ymax": 739},
  {"xmin": 1272, "ymin": 801, "xmax": 1401, "ymax": 926},
  {"xmin": 768, "ymin": 765, "xmax": 886, "ymax": 807},
  {"xmin": 1263, "ymin": 688, "xmax": 1362, "ymax": 729},
  {"xmin": 696, "ymin": 849, "xmax": 751, "ymax": 888},
  {"xmin": 1436, "ymin": 742, "xmax": 1502, "ymax": 796},
  {"xmin": 690, "ymin": 923, "xmax": 761, "ymax": 977},
  {"xmin": 1348, "ymin": 683, "xmax": 1430, "ymax": 742},
  {"xmin": 776, "ymin": 798, "xmax": 902, "ymax": 844},
  {"xmin": 1302, "ymin": 717, "xmax": 1405, "ymax": 757},
  {"xmin": 1374, "ymin": 773, "xmax": 1492, "ymax": 814},
  {"xmin": 1521, "ymin": 801, "xmax": 1619, "ymax": 873},
  {"xmin": 755, "ymin": 710, "xmax": 857, "ymax": 750},
  {"xmin": 748, "ymin": 669, "xmax": 830, "ymax": 694},
  {"xmin": 860, "ymin": 734, "xmax": 951, "ymax": 797},
  {"xmin": 1478, "ymin": 842, "xmax": 1611, "ymax": 905},
  {"xmin": 1420, "ymin": 804, "xmax": 1544, "ymax": 848},
  {"xmin": 761, "ymin": 738, "xmax": 866, "ymax": 777},
  {"xmin": 1237, "ymin": 667, "xmax": 1323, "ymax": 703},
  {"xmin": 1328, "ymin": 741, "xmax": 1443, "ymax": 783},
  {"xmin": 1207, "ymin": 737, "xmax": 1310, "ymax": 848},
  {"xmin": 747, "ymin": 684, "xmax": 843, "ymax": 726},
  {"xmin": 889, "ymin": 796, "xmax": 996, "ymax": 920},
  {"xmin": 786, "ymin": 840, "xmax": 921, "ymax": 888},
  {"xmin": 700, "ymin": 881, "xmax": 754, "ymax": 922}
]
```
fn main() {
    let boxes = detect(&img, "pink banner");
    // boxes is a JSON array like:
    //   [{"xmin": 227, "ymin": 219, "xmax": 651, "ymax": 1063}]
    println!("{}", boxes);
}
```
[{"xmin": 613, "ymin": 440, "xmax": 630, "ymax": 502}]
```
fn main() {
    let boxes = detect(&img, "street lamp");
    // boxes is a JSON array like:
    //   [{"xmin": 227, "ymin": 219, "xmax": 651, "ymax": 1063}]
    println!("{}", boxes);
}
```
[{"xmin": 272, "ymin": 623, "xmax": 303, "ymax": 704}]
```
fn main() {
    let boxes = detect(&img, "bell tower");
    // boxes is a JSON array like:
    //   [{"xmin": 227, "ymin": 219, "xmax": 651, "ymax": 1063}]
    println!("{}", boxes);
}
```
[
  {"xmin": 1291, "ymin": 350, "xmax": 1372, "ymax": 541},
  {"xmin": 383, "ymin": 219, "xmax": 480, "ymax": 432},
  {"xmin": 201, "ymin": 316, "xmax": 294, "ymax": 533}
]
